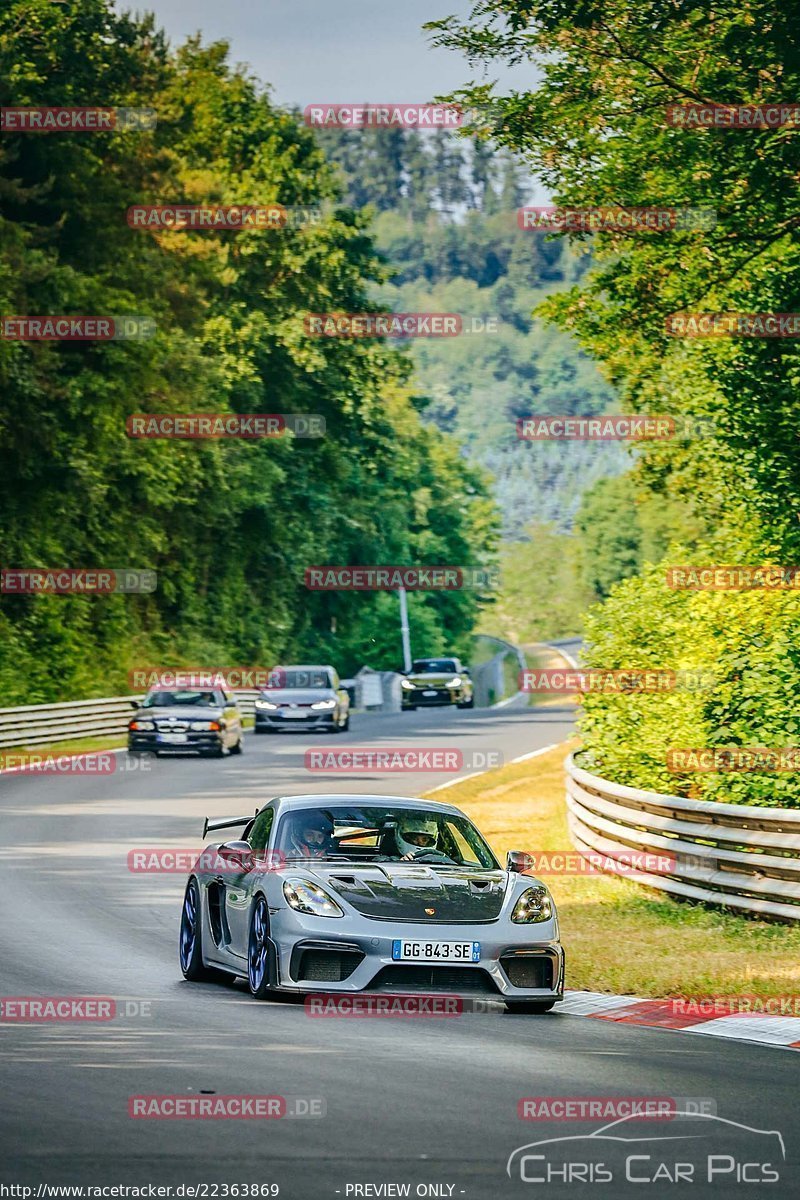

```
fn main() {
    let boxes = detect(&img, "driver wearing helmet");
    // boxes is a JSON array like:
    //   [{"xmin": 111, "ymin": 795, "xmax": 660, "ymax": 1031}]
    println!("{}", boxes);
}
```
[
  {"xmin": 395, "ymin": 814, "xmax": 440, "ymax": 861},
  {"xmin": 287, "ymin": 811, "xmax": 333, "ymax": 859}
]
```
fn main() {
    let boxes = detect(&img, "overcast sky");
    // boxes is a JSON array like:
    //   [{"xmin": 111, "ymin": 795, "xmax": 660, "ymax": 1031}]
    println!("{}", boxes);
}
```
[{"xmin": 133, "ymin": 0, "xmax": 534, "ymax": 108}]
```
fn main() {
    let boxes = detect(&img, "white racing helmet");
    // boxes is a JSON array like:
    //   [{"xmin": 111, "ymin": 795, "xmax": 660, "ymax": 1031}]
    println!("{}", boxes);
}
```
[{"xmin": 396, "ymin": 814, "xmax": 439, "ymax": 857}]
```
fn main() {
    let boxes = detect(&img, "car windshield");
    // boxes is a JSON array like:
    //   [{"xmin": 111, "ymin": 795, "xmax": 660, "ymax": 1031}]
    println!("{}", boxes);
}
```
[
  {"xmin": 142, "ymin": 689, "xmax": 218, "ymax": 707},
  {"xmin": 275, "ymin": 805, "xmax": 498, "ymax": 867},
  {"xmin": 411, "ymin": 659, "xmax": 458, "ymax": 674},
  {"xmin": 270, "ymin": 669, "xmax": 331, "ymax": 689}
]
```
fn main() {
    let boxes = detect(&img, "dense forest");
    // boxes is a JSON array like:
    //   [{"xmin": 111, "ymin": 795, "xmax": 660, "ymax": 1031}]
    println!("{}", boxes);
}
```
[
  {"xmin": 431, "ymin": 0, "xmax": 800, "ymax": 803},
  {"xmin": 0, "ymin": 0, "xmax": 499, "ymax": 703}
]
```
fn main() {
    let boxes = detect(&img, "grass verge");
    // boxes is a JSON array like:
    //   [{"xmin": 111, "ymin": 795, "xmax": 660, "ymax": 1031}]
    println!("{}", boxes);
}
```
[{"xmin": 423, "ymin": 740, "xmax": 800, "ymax": 998}]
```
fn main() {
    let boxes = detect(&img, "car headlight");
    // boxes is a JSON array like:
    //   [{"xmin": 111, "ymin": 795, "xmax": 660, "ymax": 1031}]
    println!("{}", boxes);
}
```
[
  {"xmin": 129, "ymin": 719, "xmax": 155, "ymax": 731},
  {"xmin": 446, "ymin": 676, "xmax": 462, "ymax": 687},
  {"xmin": 190, "ymin": 720, "xmax": 221, "ymax": 731},
  {"xmin": 401, "ymin": 679, "xmax": 415, "ymax": 690},
  {"xmin": 256, "ymin": 699, "xmax": 278, "ymax": 709},
  {"xmin": 511, "ymin": 886, "xmax": 553, "ymax": 923},
  {"xmin": 283, "ymin": 879, "xmax": 343, "ymax": 917},
  {"xmin": 310, "ymin": 698, "xmax": 336, "ymax": 709}
]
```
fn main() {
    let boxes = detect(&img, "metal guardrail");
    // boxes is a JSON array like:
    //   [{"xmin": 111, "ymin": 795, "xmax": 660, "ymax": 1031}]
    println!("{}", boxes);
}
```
[
  {"xmin": 0, "ymin": 690, "xmax": 264, "ymax": 749},
  {"xmin": 472, "ymin": 636, "xmax": 526, "ymax": 707},
  {"xmin": 566, "ymin": 752, "xmax": 800, "ymax": 922}
]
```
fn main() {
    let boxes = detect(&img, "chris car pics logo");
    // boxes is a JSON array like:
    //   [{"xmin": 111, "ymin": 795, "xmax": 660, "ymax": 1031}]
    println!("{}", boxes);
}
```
[{"xmin": 507, "ymin": 1112, "xmax": 784, "ymax": 1185}]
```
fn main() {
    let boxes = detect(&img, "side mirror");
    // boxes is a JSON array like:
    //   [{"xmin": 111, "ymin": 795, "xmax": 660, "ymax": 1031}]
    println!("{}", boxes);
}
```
[
  {"xmin": 463, "ymin": 669, "xmax": 471, "ymax": 678},
  {"xmin": 130, "ymin": 700, "xmax": 141, "ymax": 710},
  {"xmin": 507, "ymin": 850, "xmax": 534, "ymax": 874},
  {"xmin": 217, "ymin": 841, "xmax": 254, "ymax": 872}
]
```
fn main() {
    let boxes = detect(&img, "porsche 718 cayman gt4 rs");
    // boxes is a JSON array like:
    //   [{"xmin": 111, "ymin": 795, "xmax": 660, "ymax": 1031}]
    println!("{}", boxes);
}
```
[{"xmin": 179, "ymin": 794, "xmax": 564, "ymax": 1013}]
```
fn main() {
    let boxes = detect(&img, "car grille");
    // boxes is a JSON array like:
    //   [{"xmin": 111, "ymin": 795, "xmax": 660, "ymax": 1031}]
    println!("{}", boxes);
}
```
[
  {"xmin": 292, "ymin": 947, "xmax": 364, "ymax": 982},
  {"xmin": 369, "ymin": 966, "xmax": 500, "ymax": 995},
  {"xmin": 154, "ymin": 720, "xmax": 190, "ymax": 731},
  {"xmin": 500, "ymin": 954, "xmax": 555, "ymax": 989}
]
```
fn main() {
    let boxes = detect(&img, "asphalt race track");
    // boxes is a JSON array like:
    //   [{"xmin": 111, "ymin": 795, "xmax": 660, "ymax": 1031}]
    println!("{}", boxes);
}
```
[{"xmin": 1, "ymin": 676, "xmax": 797, "ymax": 1197}]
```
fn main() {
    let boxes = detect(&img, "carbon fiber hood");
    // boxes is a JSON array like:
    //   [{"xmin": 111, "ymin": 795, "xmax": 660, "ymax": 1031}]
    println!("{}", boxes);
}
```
[{"xmin": 310, "ymin": 864, "xmax": 508, "ymax": 923}]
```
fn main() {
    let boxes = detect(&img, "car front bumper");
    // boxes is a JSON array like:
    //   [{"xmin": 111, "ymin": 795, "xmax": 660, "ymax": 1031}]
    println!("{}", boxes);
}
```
[
  {"xmin": 255, "ymin": 711, "xmax": 339, "ymax": 730},
  {"xmin": 402, "ymin": 687, "xmax": 465, "ymax": 707},
  {"xmin": 128, "ymin": 732, "xmax": 224, "ymax": 752},
  {"xmin": 269, "ymin": 911, "xmax": 563, "ymax": 1001}
]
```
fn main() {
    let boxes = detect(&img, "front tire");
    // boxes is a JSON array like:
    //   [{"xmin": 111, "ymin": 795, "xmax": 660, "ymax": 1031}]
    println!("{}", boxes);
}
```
[
  {"xmin": 247, "ymin": 895, "xmax": 273, "ymax": 1000},
  {"xmin": 179, "ymin": 879, "xmax": 218, "ymax": 982}
]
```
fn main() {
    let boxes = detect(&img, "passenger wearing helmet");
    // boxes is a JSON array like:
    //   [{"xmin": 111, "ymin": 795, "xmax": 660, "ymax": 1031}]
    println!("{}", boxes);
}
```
[
  {"xmin": 287, "ymin": 811, "xmax": 333, "ymax": 859},
  {"xmin": 394, "ymin": 814, "xmax": 441, "ymax": 861}
]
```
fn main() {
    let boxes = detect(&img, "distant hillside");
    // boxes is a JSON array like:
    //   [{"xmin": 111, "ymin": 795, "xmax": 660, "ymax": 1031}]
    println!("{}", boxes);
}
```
[{"xmin": 315, "ymin": 128, "xmax": 629, "ymax": 538}]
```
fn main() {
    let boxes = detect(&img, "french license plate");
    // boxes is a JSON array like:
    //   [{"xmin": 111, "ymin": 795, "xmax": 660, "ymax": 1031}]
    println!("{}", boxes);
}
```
[
  {"xmin": 423, "ymin": 690, "xmax": 439, "ymax": 697},
  {"xmin": 282, "ymin": 710, "xmax": 308, "ymax": 719},
  {"xmin": 159, "ymin": 733, "xmax": 187, "ymax": 744},
  {"xmin": 392, "ymin": 940, "xmax": 480, "ymax": 963}
]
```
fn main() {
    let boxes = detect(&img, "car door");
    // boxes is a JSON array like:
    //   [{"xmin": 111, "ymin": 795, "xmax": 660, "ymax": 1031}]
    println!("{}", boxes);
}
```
[
  {"xmin": 331, "ymin": 669, "xmax": 348, "ymax": 717},
  {"xmin": 221, "ymin": 689, "xmax": 241, "ymax": 747},
  {"xmin": 224, "ymin": 806, "xmax": 276, "ymax": 957}
]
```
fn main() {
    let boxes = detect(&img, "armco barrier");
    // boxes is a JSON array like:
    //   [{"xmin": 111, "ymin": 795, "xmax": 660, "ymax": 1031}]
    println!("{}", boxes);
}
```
[
  {"xmin": 0, "ymin": 691, "xmax": 263, "ymax": 749},
  {"xmin": 472, "ymin": 636, "xmax": 526, "ymax": 707},
  {"xmin": 566, "ymin": 752, "xmax": 800, "ymax": 922}
]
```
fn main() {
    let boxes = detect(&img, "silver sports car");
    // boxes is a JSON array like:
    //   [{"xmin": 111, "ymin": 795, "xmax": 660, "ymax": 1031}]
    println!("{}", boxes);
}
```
[{"xmin": 179, "ymin": 794, "xmax": 564, "ymax": 1013}]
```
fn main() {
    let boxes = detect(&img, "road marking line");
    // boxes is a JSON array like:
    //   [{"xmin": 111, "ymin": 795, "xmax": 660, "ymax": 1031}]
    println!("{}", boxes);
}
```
[
  {"xmin": 427, "ymin": 770, "xmax": 487, "ymax": 793},
  {"xmin": 510, "ymin": 743, "xmax": 559, "ymax": 764}
]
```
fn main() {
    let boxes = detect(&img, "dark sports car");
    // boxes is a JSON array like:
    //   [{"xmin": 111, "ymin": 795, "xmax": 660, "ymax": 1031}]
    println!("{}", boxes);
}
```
[
  {"xmin": 179, "ymin": 793, "xmax": 564, "ymax": 1013},
  {"xmin": 128, "ymin": 685, "xmax": 244, "ymax": 757}
]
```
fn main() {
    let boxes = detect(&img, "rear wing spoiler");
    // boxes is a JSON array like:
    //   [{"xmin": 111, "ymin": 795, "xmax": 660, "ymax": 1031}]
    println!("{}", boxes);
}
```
[{"xmin": 203, "ymin": 814, "xmax": 253, "ymax": 839}]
